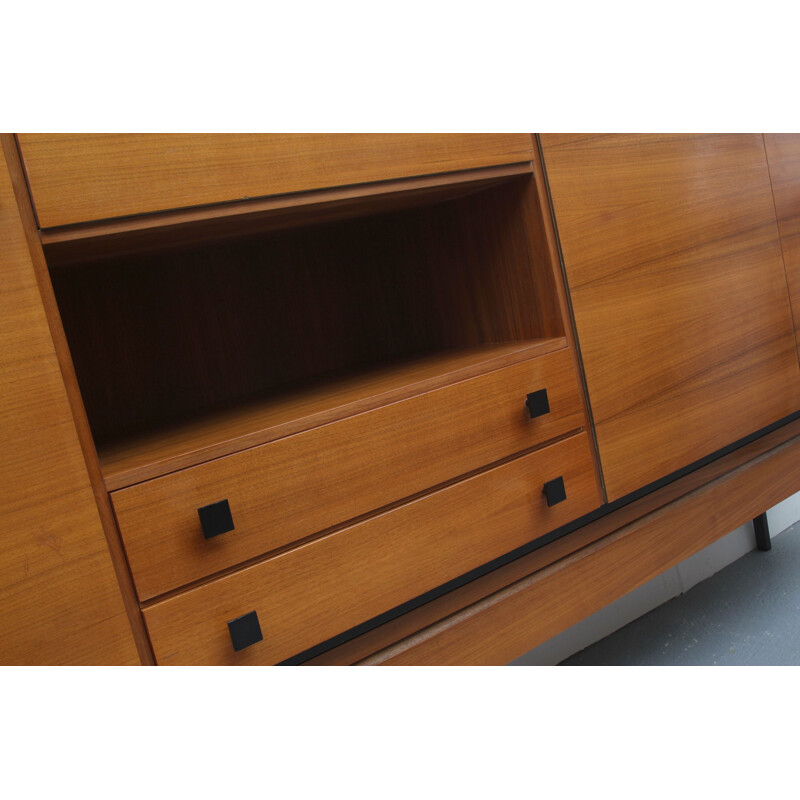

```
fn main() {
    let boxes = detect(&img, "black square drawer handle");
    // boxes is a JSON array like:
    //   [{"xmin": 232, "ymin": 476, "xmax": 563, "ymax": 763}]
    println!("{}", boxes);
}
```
[
  {"xmin": 198, "ymin": 499, "xmax": 235, "ymax": 539},
  {"xmin": 525, "ymin": 388, "xmax": 550, "ymax": 419},
  {"xmin": 227, "ymin": 610, "xmax": 264, "ymax": 652},
  {"xmin": 543, "ymin": 476, "xmax": 567, "ymax": 507}
]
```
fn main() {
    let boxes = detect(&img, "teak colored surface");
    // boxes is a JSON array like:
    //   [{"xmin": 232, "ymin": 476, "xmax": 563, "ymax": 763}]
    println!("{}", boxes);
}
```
[
  {"xmin": 113, "ymin": 346, "xmax": 584, "ymax": 601},
  {"xmin": 541, "ymin": 133, "xmax": 800, "ymax": 501},
  {"xmin": 0, "ymin": 147, "xmax": 139, "ymax": 664},
  {"xmin": 764, "ymin": 134, "xmax": 800, "ymax": 347},
  {"xmin": 2, "ymin": 135, "xmax": 154, "ymax": 663},
  {"xmin": 367, "ymin": 417, "xmax": 800, "ymax": 665},
  {"xmin": 17, "ymin": 133, "xmax": 535, "ymax": 228},
  {"xmin": 143, "ymin": 433, "xmax": 600, "ymax": 665},
  {"xmin": 12, "ymin": 131, "xmax": 798, "ymax": 666}
]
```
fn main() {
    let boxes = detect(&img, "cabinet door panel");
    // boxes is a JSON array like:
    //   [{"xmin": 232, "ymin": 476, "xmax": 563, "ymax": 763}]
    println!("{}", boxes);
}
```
[
  {"xmin": 540, "ymin": 133, "xmax": 800, "ymax": 501},
  {"xmin": 764, "ymin": 134, "xmax": 800, "ymax": 342},
  {"xmin": 17, "ymin": 133, "xmax": 535, "ymax": 228}
]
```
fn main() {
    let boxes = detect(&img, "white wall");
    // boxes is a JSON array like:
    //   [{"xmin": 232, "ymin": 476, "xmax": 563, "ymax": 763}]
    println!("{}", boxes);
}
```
[{"xmin": 509, "ymin": 491, "xmax": 800, "ymax": 665}]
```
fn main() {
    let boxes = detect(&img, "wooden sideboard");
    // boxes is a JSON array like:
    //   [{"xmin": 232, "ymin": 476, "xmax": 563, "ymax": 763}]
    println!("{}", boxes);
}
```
[{"xmin": 2, "ymin": 133, "xmax": 800, "ymax": 665}]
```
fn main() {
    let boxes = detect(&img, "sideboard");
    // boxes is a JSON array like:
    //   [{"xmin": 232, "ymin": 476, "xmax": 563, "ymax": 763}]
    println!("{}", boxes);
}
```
[{"xmin": 2, "ymin": 133, "xmax": 799, "ymax": 665}]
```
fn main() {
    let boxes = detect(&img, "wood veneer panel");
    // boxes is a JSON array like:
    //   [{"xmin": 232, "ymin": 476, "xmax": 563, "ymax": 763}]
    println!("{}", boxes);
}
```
[
  {"xmin": 113, "ymin": 346, "xmax": 584, "ymax": 600},
  {"xmin": 764, "ymin": 134, "xmax": 800, "ymax": 348},
  {"xmin": 540, "ymin": 133, "xmax": 800, "ymax": 501},
  {"xmin": 18, "ymin": 133, "xmax": 535, "ymax": 228},
  {"xmin": 367, "ymin": 418, "xmax": 800, "ymax": 665},
  {"xmin": 143, "ymin": 433, "xmax": 600, "ymax": 665},
  {"xmin": 0, "ymin": 145, "xmax": 139, "ymax": 664}
]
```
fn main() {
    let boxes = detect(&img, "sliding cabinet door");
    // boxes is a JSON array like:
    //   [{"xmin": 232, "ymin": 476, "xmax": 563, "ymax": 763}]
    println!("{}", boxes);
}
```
[{"xmin": 541, "ymin": 134, "xmax": 800, "ymax": 500}]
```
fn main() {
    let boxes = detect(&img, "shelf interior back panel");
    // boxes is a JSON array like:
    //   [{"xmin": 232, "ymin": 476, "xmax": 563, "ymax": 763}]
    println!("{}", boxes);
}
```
[{"xmin": 50, "ymin": 176, "xmax": 564, "ymax": 486}]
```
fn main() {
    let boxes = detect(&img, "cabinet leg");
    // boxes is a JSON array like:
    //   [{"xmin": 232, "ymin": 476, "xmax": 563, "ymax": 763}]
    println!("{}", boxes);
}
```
[{"xmin": 753, "ymin": 513, "xmax": 772, "ymax": 551}]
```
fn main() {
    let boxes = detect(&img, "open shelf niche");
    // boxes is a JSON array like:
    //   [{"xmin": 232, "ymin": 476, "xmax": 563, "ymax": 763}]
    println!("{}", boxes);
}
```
[{"xmin": 44, "ymin": 167, "xmax": 566, "ymax": 489}]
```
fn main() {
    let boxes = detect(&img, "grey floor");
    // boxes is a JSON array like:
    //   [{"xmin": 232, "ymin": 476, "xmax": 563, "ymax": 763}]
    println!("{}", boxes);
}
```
[{"xmin": 561, "ymin": 519, "xmax": 800, "ymax": 666}]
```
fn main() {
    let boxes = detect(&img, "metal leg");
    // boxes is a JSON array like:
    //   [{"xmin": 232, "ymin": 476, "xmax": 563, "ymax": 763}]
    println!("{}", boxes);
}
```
[{"xmin": 753, "ymin": 512, "xmax": 772, "ymax": 551}]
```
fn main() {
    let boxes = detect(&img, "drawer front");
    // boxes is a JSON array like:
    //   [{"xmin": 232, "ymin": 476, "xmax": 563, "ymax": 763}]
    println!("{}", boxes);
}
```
[
  {"xmin": 18, "ymin": 133, "xmax": 535, "ymax": 228},
  {"xmin": 113, "ymin": 347, "xmax": 585, "ymax": 600},
  {"xmin": 143, "ymin": 432, "xmax": 600, "ymax": 665}
]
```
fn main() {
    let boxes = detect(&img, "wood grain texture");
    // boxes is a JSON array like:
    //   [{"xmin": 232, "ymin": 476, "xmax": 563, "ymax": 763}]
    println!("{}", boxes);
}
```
[
  {"xmin": 113, "ymin": 346, "xmax": 584, "ymax": 600},
  {"xmin": 1, "ymin": 135, "xmax": 155, "ymax": 663},
  {"xmin": 100, "ymin": 339, "xmax": 565, "ymax": 489},
  {"xmin": 142, "ymin": 433, "xmax": 600, "ymax": 665},
  {"xmin": 308, "ymin": 413, "xmax": 800, "ymax": 664},
  {"xmin": 764, "ymin": 134, "xmax": 800, "ymax": 348},
  {"xmin": 51, "ymin": 175, "xmax": 563, "ymax": 458},
  {"xmin": 366, "ymin": 418, "xmax": 800, "ymax": 665},
  {"xmin": 0, "ymin": 143, "xmax": 140, "ymax": 664},
  {"xmin": 541, "ymin": 133, "xmax": 800, "ymax": 501},
  {"xmin": 18, "ymin": 133, "xmax": 535, "ymax": 227}
]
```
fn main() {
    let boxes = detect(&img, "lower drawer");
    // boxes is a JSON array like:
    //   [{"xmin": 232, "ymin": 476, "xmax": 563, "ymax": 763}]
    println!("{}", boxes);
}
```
[{"xmin": 142, "ymin": 432, "xmax": 600, "ymax": 665}]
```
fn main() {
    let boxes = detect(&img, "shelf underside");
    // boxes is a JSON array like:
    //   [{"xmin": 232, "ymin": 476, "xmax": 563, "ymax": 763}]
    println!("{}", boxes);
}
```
[
  {"xmin": 99, "ymin": 338, "xmax": 566, "ymax": 491},
  {"xmin": 42, "ymin": 162, "xmax": 534, "ymax": 267}
]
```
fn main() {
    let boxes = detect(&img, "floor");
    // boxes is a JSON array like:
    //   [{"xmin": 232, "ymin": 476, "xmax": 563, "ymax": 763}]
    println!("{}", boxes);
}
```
[{"xmin": 561, "ymin": 519, "xmax": 800, "ymax": 666}]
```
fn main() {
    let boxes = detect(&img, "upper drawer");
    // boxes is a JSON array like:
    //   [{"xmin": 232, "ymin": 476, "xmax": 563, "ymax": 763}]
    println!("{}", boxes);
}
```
[
  {"xmin": 112, "ymin": 346, "xmax": 585, "ymax": 601},
  {"xmin": 17, "ymin": 134, "xmax": 535, "ymax": 228}
]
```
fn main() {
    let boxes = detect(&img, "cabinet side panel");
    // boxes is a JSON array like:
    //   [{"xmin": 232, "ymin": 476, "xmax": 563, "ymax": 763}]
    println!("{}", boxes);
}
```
[
  {"xmin": 540, "ymin": 133, "xmax": 800, "ymax": 501},
  {"xmin": 0, "ymin": 146, "xmax": 140, "ymax": 664},
  {"xmin": 18, "ymin": 134, "xmax": 535, "ymax": 227}
]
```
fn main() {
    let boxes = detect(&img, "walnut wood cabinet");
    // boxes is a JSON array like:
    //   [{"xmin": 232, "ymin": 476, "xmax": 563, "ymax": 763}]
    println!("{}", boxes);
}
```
[{"xmin": 2, "ymin": 133, "xmax": 799, "ymax": 665}]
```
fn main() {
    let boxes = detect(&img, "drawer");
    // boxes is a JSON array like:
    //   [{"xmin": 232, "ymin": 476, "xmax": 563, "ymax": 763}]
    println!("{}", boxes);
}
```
[
  {"xmin": 17, "ymin": 134, "xmax": 535, "ymax": 228},
  {"xmin": 112, "ymin": 346, "xmax": 585, "ymax": 600},
  {"xmin": 143, "ymin": 432, "xmax": 601, "ymax": 665}
]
